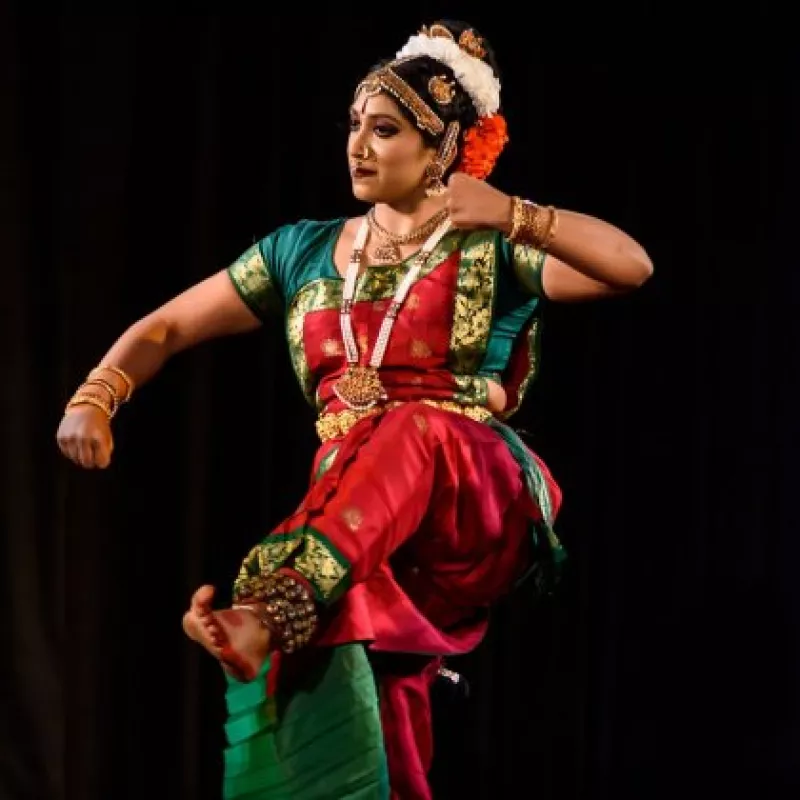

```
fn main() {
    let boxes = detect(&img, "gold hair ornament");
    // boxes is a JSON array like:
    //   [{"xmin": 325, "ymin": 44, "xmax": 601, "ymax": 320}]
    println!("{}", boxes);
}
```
[
  {"xmin": 428, "ymin": 75, "xmax": 455, "ymax": 105},
  {"xmin": 396, "ymin": 25, "xmax": 501, "ymax": 118},
  {"xmin": 458, "ymin": 29, "xmax": 486, "ymax": 59},
  {"xmin": 357, "ymin": 64, "xmax": 444, "ymax": 136},
  {"xmin": 421, "ymin": 23, "xmax": 455, "ymax": 40},
  {"xmin": 418, "ymin": 24, "xmax": 487, "ymax": 60}
]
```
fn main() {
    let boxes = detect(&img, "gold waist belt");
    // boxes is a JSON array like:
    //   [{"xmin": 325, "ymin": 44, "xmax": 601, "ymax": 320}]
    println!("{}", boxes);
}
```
[{"xmin": 315, "ymin": 399, "xmax": 494, "ymax": 443}]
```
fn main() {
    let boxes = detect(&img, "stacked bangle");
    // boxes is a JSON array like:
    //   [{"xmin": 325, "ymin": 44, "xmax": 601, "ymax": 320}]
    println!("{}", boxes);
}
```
[
  {"xmin": 507, "ymin": 197, "xmax": 559, "ymax": 250},
  {"xmin": 65, "ymin": 365, "xmax": 135, "ymax": 419}
]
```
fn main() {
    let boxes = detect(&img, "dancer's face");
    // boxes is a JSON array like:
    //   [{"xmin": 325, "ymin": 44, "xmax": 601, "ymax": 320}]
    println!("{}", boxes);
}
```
[{"xmin": 347, "ymin": 90, "xmax": 436, "ymax": 204}]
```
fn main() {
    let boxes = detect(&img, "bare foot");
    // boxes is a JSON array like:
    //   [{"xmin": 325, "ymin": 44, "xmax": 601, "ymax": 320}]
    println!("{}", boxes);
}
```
[{"xmin": 182, "ymin": 585, "xmax": 271, "ymax": 682}]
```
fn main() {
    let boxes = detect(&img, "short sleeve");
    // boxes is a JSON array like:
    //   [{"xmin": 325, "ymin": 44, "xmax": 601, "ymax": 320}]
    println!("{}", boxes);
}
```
[
  {"xmin": 499, "ymin": 238, "xmax": 547, "ymax": 298},
  {"xmin": 227, "ymin": 240, "xmax": 282, "ymax": 321}
]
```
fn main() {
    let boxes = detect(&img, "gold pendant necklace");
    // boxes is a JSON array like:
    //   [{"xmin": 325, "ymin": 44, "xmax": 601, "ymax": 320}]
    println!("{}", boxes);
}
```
[
  {"xmin": 371, "ymin": 240, "xmax": 403, "ymax": 265},
  {"xmin": 366, "ymin": 207, "xmax": 448, "ymax": 266},
  {"xmin": 332, "ymin": 212, "xmax": 452, "ymax": 411},
  {"xmin": 333, "ymin": 365, "xmax": 387, "ymax": 410}
]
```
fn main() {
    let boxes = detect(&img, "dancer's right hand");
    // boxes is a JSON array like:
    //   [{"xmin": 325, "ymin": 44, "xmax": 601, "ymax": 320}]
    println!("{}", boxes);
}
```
[{"xmin": 56, "ymin": 406, "xmax": 114, "ymax": 469}]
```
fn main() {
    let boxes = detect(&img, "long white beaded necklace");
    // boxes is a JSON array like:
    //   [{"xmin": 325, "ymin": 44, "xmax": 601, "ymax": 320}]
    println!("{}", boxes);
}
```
[{"xmin": 333, "ymin": 211, "xmax": 452, "ymax": 411}]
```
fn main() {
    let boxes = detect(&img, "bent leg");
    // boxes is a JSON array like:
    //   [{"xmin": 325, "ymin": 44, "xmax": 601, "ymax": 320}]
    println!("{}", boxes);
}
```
[{"xmin": 234, "ymin": 403, "xmax": 457, "ymax": 605}]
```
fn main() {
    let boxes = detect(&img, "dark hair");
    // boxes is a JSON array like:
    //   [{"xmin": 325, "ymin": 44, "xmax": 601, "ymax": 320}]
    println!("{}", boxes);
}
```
[{"xmin": 365, "ymin": 20, "xmax": 501, "ymax": 155}]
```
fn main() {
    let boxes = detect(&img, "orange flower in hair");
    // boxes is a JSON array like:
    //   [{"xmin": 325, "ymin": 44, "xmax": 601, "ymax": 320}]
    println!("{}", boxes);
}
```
[{"xmin": 456, "ymin": 114, "xmax": 509, "ymax": 180}]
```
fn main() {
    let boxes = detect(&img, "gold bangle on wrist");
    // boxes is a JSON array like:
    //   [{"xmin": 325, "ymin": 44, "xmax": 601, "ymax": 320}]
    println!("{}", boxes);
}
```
[
  {"xmin": 507, "ymin": 196, "xmax": 559, "ymax": 250},
  {"xmin": 64, "ymin": 362, "xmax": 135, "ymax": 420},
  {"xmin": 82, "ymin": 377, "xmax": 120, "ymax": 412},
  {"xmin": 65, "ymin": 392, "xmax": 114, "ymax": 418},
  {"xmin": 88, "ymin": 365, "xmax": 135, "ymax": 403}
]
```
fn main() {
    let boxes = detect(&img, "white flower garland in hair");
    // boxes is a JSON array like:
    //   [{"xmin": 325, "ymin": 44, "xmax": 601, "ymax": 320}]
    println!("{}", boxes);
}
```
[{"xmin": 395, "ymin": 33, "xmax": 501, "ymax": 118}]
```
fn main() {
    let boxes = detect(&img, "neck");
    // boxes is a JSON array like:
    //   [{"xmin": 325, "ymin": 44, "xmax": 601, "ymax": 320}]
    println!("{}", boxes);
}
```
[{"xmin": 372, "ymin": 195, "xmax": 447, "ymax": 236}]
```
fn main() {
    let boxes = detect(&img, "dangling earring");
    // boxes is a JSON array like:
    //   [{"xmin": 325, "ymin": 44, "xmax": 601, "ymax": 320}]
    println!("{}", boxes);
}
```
[
  {"xmin": 424, "ymin": 161, "xmax": 447, "ymax": 197},
  {"xmin": 424, "ymin": 121, "xmax": 461, "ymax": 197}
]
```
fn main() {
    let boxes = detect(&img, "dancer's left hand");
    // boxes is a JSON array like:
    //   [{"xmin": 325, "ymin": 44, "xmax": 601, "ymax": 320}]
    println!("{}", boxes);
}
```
[{"xmin": 444, "ymin": 172, "xmax": 513, "ymax": 234}]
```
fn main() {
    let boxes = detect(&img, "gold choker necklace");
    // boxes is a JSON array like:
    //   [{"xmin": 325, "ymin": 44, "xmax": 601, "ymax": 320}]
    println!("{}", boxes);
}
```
[{"xmin": 366, "ymin": 207, "xmax": 449, "ymax": 264}]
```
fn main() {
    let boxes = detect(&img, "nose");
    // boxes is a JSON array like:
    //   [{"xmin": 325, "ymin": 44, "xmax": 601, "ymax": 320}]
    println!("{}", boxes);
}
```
[{"xmin": 349, "ymin": 141, "xmax": 372, "ymax": 162}]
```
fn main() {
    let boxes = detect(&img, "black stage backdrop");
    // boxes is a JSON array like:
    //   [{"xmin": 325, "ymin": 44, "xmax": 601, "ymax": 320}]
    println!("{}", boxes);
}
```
[{"xmin": 3, "ymin": 8, "xmax": 799, "ymax": 800}]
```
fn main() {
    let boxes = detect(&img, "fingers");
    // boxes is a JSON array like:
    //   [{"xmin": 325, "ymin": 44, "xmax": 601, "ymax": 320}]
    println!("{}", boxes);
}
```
[
  {"xmin": 94, "ymin": 440, "xmax": 112, "ymax": 469},
  {"xmin": 76, "ymin": 439, "xmax": 96, "ymax": 469},
  {"xmin": 57, "ymin": 433, "xmax": 81, "ymax": 467},
  {"xmin": 56, "ymin": 425, "xmax": 113, "ymax": 470}
]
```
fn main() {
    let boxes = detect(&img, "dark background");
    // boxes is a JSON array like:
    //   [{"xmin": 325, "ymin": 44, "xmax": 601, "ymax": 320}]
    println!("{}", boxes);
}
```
[{"xmin": 3, "ymin": 6, "xmax": 799, "ymax": 800}]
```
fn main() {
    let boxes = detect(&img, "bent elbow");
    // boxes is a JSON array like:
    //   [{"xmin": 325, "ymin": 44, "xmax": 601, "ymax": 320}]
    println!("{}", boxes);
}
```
[
  {"xmin": 621, "ymin": 246, "xmax": 654, "ymax": 289},
  {"xmin": 633, "ymin": 253, "xmax": 654, "ymax": 287}
]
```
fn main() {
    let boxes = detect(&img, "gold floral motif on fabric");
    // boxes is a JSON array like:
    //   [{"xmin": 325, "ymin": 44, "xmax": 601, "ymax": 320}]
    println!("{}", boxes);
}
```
[
  {"xmin": 512, "ymin": 243, "xmax": 546, "ymax": 297},
  {"xmin": 340, "ymin": 507, "xmax": 363, "ymax": 531},
  {"xmin": 292, "ymin": 533, "xmax": 350, "ymax": 602},
  {"xmin": 233, "ymin": 529, "xmax": 350, "ymax": 604},
  {"xmin": 235, "ymin": 534, "xmax": 303, "ymax": 586},
  {"xmin": 227, "ymin": 243, "xmax": 281, "ymax": 318},
  {"xmin": 286, "ymin": 233, "xmax": 462, "ymax": 407},
  {"xmin": 286, "ymin": 279, "xmax": 343, "ymax": 403},
  {"xmin": 410, "ymin": 339, "xmax": 433, "ymax": 358},
  {"xmin": 314, "ymin": 399, "xmax": 493, "ymax": 442},
  {"xmin": 321, "ymin": 339, "xmax": 343, "ymax": 357},
  {"xmin": 447, "ymin": 232, "xmax": 496, "ymax": 374},
  {"xmin": 453, "ymin": 374, "xmax": 489, "ymax": 406}
]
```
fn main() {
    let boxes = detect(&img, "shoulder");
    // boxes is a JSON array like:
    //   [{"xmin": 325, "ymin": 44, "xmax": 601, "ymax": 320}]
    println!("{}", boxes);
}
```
[
  {"xmin": 252, "ymin": 217, "xmax": 349, "ymax": 306},
  {"xmin": 257, "ymin": 217, "xmax": 347, "ymax": 260}
]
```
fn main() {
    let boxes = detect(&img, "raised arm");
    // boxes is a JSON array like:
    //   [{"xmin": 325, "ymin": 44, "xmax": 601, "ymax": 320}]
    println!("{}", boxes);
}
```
[{"xmin": 444, "ymin": 173, "xmax": 654, "ymax": 302}]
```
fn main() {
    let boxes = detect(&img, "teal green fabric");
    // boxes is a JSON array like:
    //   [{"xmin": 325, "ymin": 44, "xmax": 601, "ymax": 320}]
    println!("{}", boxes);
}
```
[
  {"xmin": 488, "ymin": 418, "xmax": 567, "ymax": 596},
  {"xmin": 255, "ymin": 218, "xmax": 346, "ymax": 310},
  {"xmin": 222, "ymin": 644, "xmax": 389, "ymax": 800},
  {"xmin": 230, "ymin": 219, "xmax": 544, "ymax": 380},
  {"xmin": 478, "ymin": 245, "xmax": 542, "ymax": 378}
]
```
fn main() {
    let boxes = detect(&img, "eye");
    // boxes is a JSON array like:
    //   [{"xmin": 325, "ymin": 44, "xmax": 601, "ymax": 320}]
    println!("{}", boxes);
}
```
[
  {"xmin": 348, "ymin": 117, "xmax": 360, "ymax": 131},
  {"xmin": 374, "ymin": 123, "xmax": 399, "ymax": 138}
]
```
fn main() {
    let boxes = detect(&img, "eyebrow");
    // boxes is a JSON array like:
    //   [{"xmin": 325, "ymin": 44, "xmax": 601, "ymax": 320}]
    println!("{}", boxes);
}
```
[{"xmin": 348, "ymin": 106, "xmax": 404, "ymax": 126}]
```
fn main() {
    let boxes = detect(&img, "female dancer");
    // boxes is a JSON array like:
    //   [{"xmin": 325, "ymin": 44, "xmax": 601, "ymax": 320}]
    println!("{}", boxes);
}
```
[{"xmin": 57, "ymin": 19, "xmax": 652, "ymax": 799}]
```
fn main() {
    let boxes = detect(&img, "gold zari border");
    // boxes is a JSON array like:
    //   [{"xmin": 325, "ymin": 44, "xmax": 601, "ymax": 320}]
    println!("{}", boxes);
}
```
[{"xmin": 315, "ymin": 399, "xmax": 493, "ymax": 443}]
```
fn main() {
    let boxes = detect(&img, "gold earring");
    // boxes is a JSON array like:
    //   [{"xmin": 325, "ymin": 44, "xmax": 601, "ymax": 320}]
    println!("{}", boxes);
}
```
[
  {"xmin": 423, "ymin": 121, "xmax": 460, "ymax": 197},
  {"xmin": 424, "ymin": 161, "xmax": 446, "ymax": 197}
]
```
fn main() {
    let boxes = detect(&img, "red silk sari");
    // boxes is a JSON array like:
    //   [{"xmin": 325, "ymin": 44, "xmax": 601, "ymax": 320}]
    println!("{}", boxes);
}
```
[{"xmin": 224, "ymin": 220, "xmax": 564, "ymax": 799}]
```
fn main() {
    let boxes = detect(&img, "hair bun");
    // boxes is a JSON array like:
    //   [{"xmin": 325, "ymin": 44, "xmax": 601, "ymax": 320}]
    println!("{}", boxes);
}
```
[{"xmin": 396, "ymin": 29, "xmax": 500, "ymax": 118}]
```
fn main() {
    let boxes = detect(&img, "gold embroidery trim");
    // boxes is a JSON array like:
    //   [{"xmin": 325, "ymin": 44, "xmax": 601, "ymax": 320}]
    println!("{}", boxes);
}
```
[
  {"xmin": 285, "ymin": 233, "xmax": 462, "ymax": 408},
  {"xmin": 232, "ymin": 530, "xmax": 350, "ymax": 604},
  {"xmin": 512, "ymin": 243, "xmax": 546, "ymax": 297},
  {"xmin": 315, "ymin": 399, "xmax": 493, "ymax": 442},
  {"xmin": 453, "ymin": 375, "xmax": 489, "ymax": 406},
  {"xmin": 448, "ymin": 232, "xmax": 496, "ymax": 374},
  {"xmin": 227, "ymin": 243, "xmax": 280, "ymax": 318},
  {"xmin": 234, "ymin": 535, "xmax": 303, "ymax": 589},
  {"xmin": 500, "ymin": 316, "xmax": 542, "ymax": 419},
  {"xmin": 293, "ymin": 535, "xmax": 349, "ymax": 602}
]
